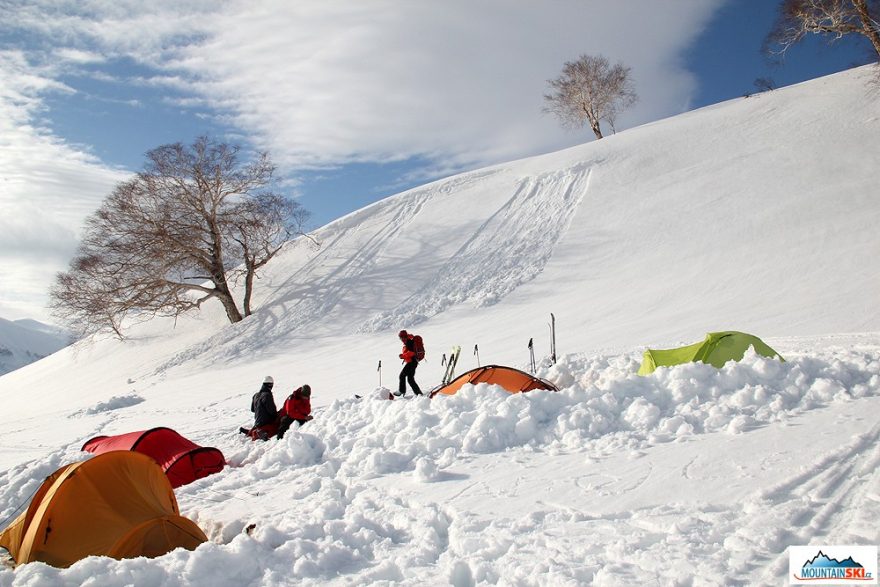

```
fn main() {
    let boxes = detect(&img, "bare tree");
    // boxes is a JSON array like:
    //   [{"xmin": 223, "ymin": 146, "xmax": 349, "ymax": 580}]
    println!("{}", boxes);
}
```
[
  {"xmin": 765, "ymin": 0, "xmax": 880, "ymax": 60},
  {"xmin": 227, "ymin": 193, "xmax": 316, "ymax": 316},
  {"xmin": 544, "ymin": 54, "xmax": 638, "ymax": 140},
  {"xmin": 50, "ymin": 136, "xmax": 313, "ymax": 338}
]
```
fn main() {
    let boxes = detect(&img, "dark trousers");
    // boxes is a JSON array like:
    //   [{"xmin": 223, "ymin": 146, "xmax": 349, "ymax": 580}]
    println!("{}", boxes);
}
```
[
  {"xmin": 277, "ymin": 415, "xmax": 310, "ymax": 439},
  {"xmin": 399, "ymin": 361, "xmax": 422, "ymax": 395}
]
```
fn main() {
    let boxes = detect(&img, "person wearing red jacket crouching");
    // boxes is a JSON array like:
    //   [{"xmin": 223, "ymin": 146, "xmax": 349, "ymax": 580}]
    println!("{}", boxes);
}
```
[{"xmin": 277, "ymin": 385, "xmax": 313, "ymax": 439}]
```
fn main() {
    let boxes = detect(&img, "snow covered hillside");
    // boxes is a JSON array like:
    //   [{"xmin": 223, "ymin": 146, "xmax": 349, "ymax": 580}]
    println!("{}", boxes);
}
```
[
  {"xmin": 0, "ymin": 318, "xmax": 70, "ymax": 376},
  {"xmin": 0, "ymin": 66, "xmax": 878, "ymax": 586}
]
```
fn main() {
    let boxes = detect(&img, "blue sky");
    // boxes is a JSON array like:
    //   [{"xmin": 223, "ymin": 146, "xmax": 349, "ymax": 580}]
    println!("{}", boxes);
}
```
[{"xmin": 0, "ymin": 0, "xmax": 874, "ymax": 322}]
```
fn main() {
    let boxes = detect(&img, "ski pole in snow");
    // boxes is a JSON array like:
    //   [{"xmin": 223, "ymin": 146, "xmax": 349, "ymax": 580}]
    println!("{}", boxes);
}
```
[
  {"xmin": 441, "ymin": 353, "xmax": 447, "ymax": 367},
  {"xmin": 550, "ymin": 313, "xmax": 557, "ymax": 365},
  {"xmin": 474, "ymin": 344, "xmax": 480, "ymax": 367},
  {"xmin": 377, "ymin": 360, "xmax": 382, "ymax": 387},
  {"xmin": 528, "ymin": 338, "xmax": 536, "ymax": 374}
]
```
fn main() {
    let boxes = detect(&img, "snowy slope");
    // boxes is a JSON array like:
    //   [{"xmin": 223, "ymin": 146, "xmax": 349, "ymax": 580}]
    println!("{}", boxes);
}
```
[
  {"xmin": 0, "ymin": 66, "xmax": 879, "ymax": 586},
  {"xmin": 0, "ymin": 317, "xmax": 70, "ymax": 376}
]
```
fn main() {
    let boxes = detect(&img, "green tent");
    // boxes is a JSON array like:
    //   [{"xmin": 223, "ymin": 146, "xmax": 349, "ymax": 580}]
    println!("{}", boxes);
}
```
[{"xmin": 637, "ymin": 331, "xmax": 783, "ymax": 375}]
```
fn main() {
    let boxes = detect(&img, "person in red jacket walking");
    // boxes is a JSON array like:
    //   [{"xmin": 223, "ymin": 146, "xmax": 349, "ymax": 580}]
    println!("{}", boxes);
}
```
[
  {"xmin": 277, "ymin": 385, "xmax": 313, "ymax": 439},
  {"xmin": 395, "ymin": 330, "xmax": 423, "ymax": 397}
]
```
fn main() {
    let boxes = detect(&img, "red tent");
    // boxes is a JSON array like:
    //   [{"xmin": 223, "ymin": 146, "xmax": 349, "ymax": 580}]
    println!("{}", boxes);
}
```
[{"xmin": 81, "ymin": 427, "xmax": 225, "ymax": 488}]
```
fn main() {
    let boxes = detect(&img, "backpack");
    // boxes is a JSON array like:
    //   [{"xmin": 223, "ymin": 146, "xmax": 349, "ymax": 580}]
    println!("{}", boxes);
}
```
[{"xmin": 412, "ymin": 335, "xmax": 425, "ymax": 362}]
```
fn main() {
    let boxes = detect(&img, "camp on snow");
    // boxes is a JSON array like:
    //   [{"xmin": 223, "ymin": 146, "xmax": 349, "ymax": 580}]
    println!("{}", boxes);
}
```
[
  {"xmin": 637, "ymin": 331, "xmax": 783, "ymax": 376},
  {"xmin": 430, "ymin": 365, "xmax": 558, "ymax": 398},
  {"xmin": 0, "ymin": 451, "xmax": 206, "ymax": 568},
  {"xmin": 81, "ymin": 427, "xmax": 225, "ymax": 488}
]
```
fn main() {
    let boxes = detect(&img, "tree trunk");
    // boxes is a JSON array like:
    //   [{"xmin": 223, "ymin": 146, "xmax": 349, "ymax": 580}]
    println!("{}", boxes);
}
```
[
  {"xmin": 853, "ymin": 0, "xmax": 880, "ymax": 59},
  {"xmin": 214, "ymin": 280, "xmax": 243, "ymax": 323},
  {"xmin": 582, "ymin": 103, "xmax": 604, "ymax": 139},
  {"xmin": 586, "ymin": 111, "xmax": 603, "ymax": 139},
  {"xmin": 243, "ymin": 259, "xmax": 255, "ymax": 317},
  {"xmin": 207, "ymin": 218, "xmax": 243, "ymax": 323},
  {"xmin": 219, "ymin": 292, "xmax": 244, "ymax": 323},
  {"xmin": 210, "ymin": 257, "xmax": 242, "ymax": 323}
]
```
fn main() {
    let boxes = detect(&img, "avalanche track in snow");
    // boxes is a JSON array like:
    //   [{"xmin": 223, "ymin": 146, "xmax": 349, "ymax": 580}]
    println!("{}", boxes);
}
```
[{"xmin": 360, "ymin": 166, "xmax": 591, "ymax": 332}]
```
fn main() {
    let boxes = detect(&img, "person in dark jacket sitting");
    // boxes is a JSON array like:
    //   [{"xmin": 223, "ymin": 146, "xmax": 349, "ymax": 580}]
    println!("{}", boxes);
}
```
[
  {"xmin": 277, "ymin": 384, "xmax": 313, "ymax": 439},
  {"xmin": 239, "ymin": 376, "xmax": 279, "ymax": 440}
]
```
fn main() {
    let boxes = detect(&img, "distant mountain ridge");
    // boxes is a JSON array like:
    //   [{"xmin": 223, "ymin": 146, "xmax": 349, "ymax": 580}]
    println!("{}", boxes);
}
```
[{"xmin": 0, "ymin": 317, "xmax": 71, "ymax": 376}]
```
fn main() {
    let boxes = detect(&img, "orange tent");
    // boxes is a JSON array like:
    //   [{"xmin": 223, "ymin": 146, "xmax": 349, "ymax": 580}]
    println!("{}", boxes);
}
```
[
  {"xmin": 430, "ymin": 365, "xmax": 558, "ymax": 398},
  {"xmin": 0, "ymin": 451, "xmax": 206, "ymax": 568},
  {"xmin": 82, "ymin": 427, "xmax": 225, "ymax": 488}
]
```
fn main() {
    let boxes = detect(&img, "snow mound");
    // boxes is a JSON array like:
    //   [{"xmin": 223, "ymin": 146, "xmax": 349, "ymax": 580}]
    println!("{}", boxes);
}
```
[
  {"xmin": 295, "ymin": 348, "xmax": 880, "ymax": 479},
  {"xmin": 79, "ymin": 393, "xmax": 146, "ymax": 416},
  {"xmin": 0, "ymin": 344, "xmax": 878, "ymax": 585}
]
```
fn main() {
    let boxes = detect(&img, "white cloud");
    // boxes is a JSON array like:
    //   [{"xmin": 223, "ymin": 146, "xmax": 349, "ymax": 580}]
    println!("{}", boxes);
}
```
[
  {"xmin": 3, "ymin": 0, "xmax": 726, "ymax": 172},
  {"xmin": 0, "ymin": 0, "xmax": 726, "ymax": 321},
  {"xmin": 0, "ymin": 50, "xmax": 129, "ymax": 322},
  {"xmin": 160, "ymin": 0, "xmax": 726, "ymax": 171},
  {"xmin": 53, "ymin": 47, "xmax": 106, "ymax": 64}
]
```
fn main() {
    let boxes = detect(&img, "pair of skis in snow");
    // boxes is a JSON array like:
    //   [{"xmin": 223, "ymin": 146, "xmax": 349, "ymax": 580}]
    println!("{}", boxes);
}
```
[
  {"xmin": 440, "ymin": 345, "xmax": 461, "ymax": 385},
  {"xmin": 529, "ymin": 313, "xmax": 557, "ymax": 374}
]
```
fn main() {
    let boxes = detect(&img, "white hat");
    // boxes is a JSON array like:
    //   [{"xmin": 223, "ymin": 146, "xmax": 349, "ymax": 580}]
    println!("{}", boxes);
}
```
[{"xmin": 264, "ymin": 375, "xmax": 274, "ymax": 384}]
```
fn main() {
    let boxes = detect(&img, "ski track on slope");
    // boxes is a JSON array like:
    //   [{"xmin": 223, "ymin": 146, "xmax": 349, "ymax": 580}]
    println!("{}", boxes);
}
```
[
  {"xmin": 148, "ymin": 189, "xmax": 436, "ymax": 374},
  {"xmin": 467, "ymin": 421, "xmax": 880, "ymax": 586},
  {"xmin": 730, "ymin": 422, "xmax": 880, "ymax": 585},
  {"xmin": 146, "ymin": 162, "xmax": 589, "ymax": 374},
  {"xmin": 267, "ymin": 187, "xmax": 435, "ymax": 331},
  {"xmin": 147, "ymin": 170, "xmax": 511, "ymax": 375},
  {"xmin": 359, "ymin": 165, "xmax": 592, "ymax": 332}
]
